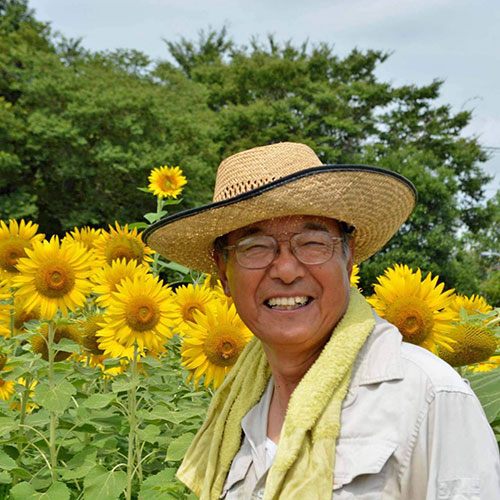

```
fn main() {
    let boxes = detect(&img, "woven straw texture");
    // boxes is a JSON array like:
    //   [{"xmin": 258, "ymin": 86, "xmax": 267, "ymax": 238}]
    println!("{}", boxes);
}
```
[
  {"xmin": 146, "ymin": 142, "xmax": 416, "ymax": 274},
  {"xmin": 213, "ymin": 143, "xmax": 321, "ymax": 202}
]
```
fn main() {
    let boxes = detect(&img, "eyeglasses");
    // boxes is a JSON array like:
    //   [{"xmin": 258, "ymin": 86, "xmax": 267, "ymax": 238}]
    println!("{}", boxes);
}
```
[{"xmin": 224, "ymin": 231, "xmax": 343, "ymax": 269}]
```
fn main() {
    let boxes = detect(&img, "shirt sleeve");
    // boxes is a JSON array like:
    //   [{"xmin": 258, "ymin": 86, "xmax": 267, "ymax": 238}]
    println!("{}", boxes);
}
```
[{"xmin": 400, "ymin": 387, "xmax": 500, "ymax": 499}]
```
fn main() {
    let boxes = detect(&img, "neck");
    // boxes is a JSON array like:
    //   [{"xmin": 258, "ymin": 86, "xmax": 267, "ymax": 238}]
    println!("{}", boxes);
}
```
[{"xmin": 263, "ymin": 341, "xmax": 326, "ymax": 443}]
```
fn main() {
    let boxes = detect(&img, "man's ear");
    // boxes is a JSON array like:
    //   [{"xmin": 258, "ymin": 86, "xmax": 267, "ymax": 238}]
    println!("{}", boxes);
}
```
[{"xmin": 213, "ymin": 250, "xmax": 231, "ymax": 296}]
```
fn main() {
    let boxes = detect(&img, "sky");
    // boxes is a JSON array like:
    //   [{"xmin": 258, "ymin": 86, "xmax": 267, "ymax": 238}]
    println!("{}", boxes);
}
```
[{"xmin": 29, "ymin": 0, "xmax": 500, "ymax": 199}]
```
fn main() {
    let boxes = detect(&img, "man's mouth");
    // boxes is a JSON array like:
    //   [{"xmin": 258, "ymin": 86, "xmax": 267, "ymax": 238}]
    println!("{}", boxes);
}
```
[{"xmin": 265, "ymin": 296, "xmax": 312, "ymax": 310}]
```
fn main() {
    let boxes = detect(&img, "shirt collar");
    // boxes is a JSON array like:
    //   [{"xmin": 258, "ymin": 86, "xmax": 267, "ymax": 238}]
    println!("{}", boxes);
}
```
[{"xmin": 345, "ymin": 312, "xmax": 404, "ymax": 405}]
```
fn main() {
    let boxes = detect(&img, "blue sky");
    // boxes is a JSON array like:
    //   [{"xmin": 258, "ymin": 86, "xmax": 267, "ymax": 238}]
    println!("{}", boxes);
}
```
[{"xmin": 29, "ymin": 0, "xmax": 499, "ymax": 199}]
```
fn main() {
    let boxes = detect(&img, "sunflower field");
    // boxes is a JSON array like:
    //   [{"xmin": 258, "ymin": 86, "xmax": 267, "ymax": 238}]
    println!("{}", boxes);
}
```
[{"xmin": 0, "ymin": 166, "xmax": 499, "ymax": 500}]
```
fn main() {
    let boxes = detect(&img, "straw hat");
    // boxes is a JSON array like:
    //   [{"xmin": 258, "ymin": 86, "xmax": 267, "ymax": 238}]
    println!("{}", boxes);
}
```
[{"xmin": 144, "ymin": 142, "xmax": 416, "ymax": 273}]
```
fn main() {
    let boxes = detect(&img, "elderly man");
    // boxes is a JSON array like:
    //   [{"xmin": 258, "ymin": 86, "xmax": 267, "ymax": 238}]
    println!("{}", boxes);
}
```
[{"xmin": 145, "ymin": 142, "xmax": 500, "ymax": 499}]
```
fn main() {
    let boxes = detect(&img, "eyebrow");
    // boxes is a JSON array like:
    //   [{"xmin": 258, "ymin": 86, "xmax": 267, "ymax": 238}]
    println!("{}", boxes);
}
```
[
  {"xmin": 302, "ymin": 222, "xmax": 330, "ymax": 232},
  {"xmin": 237, "ymin": 227, "xmax": 262, "ymax": 239},
  {"xmin": 238, "ymin": 222, "xmax": 330, "ymax": 239}
]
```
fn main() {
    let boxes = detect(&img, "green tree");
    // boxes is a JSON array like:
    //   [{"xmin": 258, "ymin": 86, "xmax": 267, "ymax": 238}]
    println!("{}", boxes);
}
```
[
  {"xmin": 0, "ymin": 1, "xmax": 217, "ymax": 235},
  {"xmin": 462, "ymin": 191, "xmax": 500, "ymax": 305},
  {"xmin": 1, "ymin": 8, "xmax": 495, "ymax": 295},
  {"xmin": 166, "ymin": 30, "xmax": 493, "ymax": 293}
]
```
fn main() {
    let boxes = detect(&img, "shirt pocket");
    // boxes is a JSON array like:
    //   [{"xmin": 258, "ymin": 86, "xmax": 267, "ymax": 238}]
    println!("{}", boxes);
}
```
[{"xmin": 332, "ymin": 438, "xmax": 398, "ymax": 499}]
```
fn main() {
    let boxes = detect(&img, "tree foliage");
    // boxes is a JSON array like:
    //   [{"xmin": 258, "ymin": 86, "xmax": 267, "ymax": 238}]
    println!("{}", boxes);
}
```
[{"xmin": 0, "ymin": 1, "xmax": 496, "ymax": 295}]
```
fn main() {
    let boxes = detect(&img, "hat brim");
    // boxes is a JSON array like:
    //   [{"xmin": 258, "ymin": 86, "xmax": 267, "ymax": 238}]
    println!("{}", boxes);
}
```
[{"xmin": 144, "ymin": 165, "xmax": 416, "ymax": 274}]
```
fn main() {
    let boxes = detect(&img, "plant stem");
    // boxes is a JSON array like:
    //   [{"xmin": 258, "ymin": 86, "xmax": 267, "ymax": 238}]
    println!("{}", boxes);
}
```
[
  {"xmin": 151, "ymin": 197, "xmax": 164, "ymax": 277},
  {"xmin": 48, "ymin": 321, "xmax": 58, "ymax": 482},
  {"xmin": 126, "ymin": 344, "xmax": 139, "ymax": 500},
  {"xmin": 9, "ymin": 294, "xmax": 15, "ymax": 338}
]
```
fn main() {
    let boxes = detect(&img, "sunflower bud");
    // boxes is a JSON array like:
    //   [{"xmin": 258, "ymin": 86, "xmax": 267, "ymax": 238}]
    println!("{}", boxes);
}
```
[
  {"xmin": 81, "ymin": 314, "xmax": 105, "ymax": 355},
  {"xmin": 0, "ymin": 353, "xmax": 7, "ymax": 371},
  {"xmin": 439, "ymin": 322, "xmax": 498, "ymax": 367},
  {"xmin": 31, "ymin": 323, "xmax": 81, "ymax": 361}
]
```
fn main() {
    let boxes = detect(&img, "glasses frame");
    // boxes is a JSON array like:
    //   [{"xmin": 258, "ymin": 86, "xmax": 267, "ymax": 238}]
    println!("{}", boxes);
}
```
[{"xmin": 223, "ymin": 231, "xmax": 344, "ymax": 269}]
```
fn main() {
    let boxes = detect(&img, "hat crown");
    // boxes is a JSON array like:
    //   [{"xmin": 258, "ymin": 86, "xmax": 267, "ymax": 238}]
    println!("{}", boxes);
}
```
[{"xmin": 213, "ymin": 142, "xmax": 322, "ymax": 202}]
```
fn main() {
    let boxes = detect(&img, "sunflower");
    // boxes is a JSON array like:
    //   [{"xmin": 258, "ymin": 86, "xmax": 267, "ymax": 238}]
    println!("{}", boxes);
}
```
[
  {"xmin": 92, "ymin": 258, "xmax": 151, "ymax": 308},
  {"xmin": 79, "ymin": 352, "xmax": 128, "ymax": 377},
  {"xmin": 0, "ymin": 353, "xmax": 6, "ymax": 372},
  {"xmin": 172, "ymin": 283, "xmax": 214, "ymax": 335},
  {"xmin": 350, "ymin": 264, "xmax": 360, "ymax": 288},
  {"xmin": 10, "ymin": 378, "xmax": 38, "ymax": 412},
  {"xmin": 467, "ymin": 356, "xmax": 500, "ymax": 373},
  {"xmin": 0, "ymin": 378, "xmax": 15, "ymax": 401},
  {"xmin": 0, "ymin": 282, "xmax": 12, "ymax": 336},
  {"xmin": 93, "ymin": 222, "xmax": 154, "ymax": 268},
  {"xmin": 148, "ymin": 165, "xmax": 187, "ymax": 199},
  {"xmin": 13, "ymin": 296, "xmax": 41, "ymax": 335},
  {"xmin": 438, "ymin": 322, "xmax": 498, "ymax": 367},
  {"xmin": 0, "ymin": 353, "xmax": 14, "ymax": 401},
  {"xmin": 0, "ymin": 219, "xmax": 44, "ymax": 277},
  {"xmin": 80, "ymin": 313, "xmax": 105, "ymax": 355},
  {"xmin": 12, "ymin": 237, "xmax": 95, "ymax": 319},
  {"xmin": 206, "ymin": 276, "xmax": 234, "ymax": 309},
  {"xmin": 31, "ymin": 322, "xmax": 82, "ymax": 361},
  {"xmin": 448, "ymin": 294, "xmax": 493, "ymax": 317},
  {"xmin": 96, "ymin": 274, "xmax": 176, "ymax": 356},
  {"xmin": 63, "ymin": 226, "xmax": 102, "ymax": 251},
  {"xmin": 181, "ymin": 301, "xmax": 253, "ymax": 389},
  {"xmin": 367, "ymin": 264, "xmax": 456, "ymax": 354}
]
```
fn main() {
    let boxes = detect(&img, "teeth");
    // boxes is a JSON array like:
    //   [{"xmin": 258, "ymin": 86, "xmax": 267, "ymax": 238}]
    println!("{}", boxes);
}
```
[{"xmin": 266, "ymin": 296, "xmax": 309, "ymax": 309}]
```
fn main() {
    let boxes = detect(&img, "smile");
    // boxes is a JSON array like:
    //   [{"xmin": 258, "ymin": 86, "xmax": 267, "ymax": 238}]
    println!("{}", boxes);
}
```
[{"xmin": 265, "ymin": 296, "xmax": 312, "ymax": 310}]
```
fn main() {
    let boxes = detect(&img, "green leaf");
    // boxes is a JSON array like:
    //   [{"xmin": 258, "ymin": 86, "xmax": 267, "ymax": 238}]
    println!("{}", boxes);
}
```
[
  {"xmin": 83, "ymin": 465, "xmax": 127, "ymax": 500},
  {"xmin": 25, "ymin": 409, "xmax": 50, "ymax": 427},
  {"xmin": 9, "ymin": 482, "xmax": 37, "ymax": 500},
  {"xmin": 160, "ymin": 198, "xmax": 183, "ymax": 206},
  {"xmin": 0, "ymin": 416, "xmax": 17, "ymax": 433},
  {"xmin": 59, "ymin": 448, "xmax": 97, "ymax": 480},
  {"xmin": 137, "ymin": 187, "xmax": 151, "ymax": 193},
  {"xmin": 138, "ymin": 468, "xmax": 180, "ymax": 499},
  {"xmin": 102, "ymin": 358, "xmax": 123, "ymax": 367},
  {"xmin": 466, "ymin": 369, "xmax": 500, "ymax": 423},
  {"xmin": 53, "ymin": 337, "xmax": 81, "ymax": 353},
  {"xmin": 0, "ymin": 470, "xmax": 11, "ymax": 484},
  {"xmin": 137, "ymin": 424, "xmax": 161, "ymax": 443},
  {"xmin": 10, "ymin": 467, "xmax": 32, "ymax": 479},
  {"xmin": 158, "ymin": 260, "xmax": 191, "ymax": 274},
  {"xmin": 140, "ymin": 356, "xmax": 161, "ymax": 368},
  {"xmin": 34, "ymin": 380, "xmax": 76, "ymax": 413},
  {"xmin": 83, "ymin": 393, "xmax": 116, "ymax": 409},
  {"xmin": 0, "ymin": 449, "xmax": 17, "ymax": 470},
  {"xmin": 144, "ymin": 210, "xmax": 168, "ymax": 223},
  {"xmin": 111, "ymin": 379, "xmax": 132, "ymax": 393},
  {"xmin": 166, "ymin": 433, "xmax": 194, "ymax": 461},
  {"xmin": 10, "ymin": 481, "xmax": 70, "ymax": 500},
  {"xmin": 128, "ymin": 222, "xmax": 149, "ymax": 230}
]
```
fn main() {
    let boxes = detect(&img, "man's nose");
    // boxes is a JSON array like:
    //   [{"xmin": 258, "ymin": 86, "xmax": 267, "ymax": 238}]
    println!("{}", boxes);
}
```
[{"xmin": 267, "ymin": 242, "xmax": 306, "ymax": 284}]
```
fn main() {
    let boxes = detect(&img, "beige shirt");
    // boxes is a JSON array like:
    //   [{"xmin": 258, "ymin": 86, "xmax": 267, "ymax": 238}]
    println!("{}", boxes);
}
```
[{"xmin": 222, "ymin": 314, "xmax": 500, "ymax": 499}]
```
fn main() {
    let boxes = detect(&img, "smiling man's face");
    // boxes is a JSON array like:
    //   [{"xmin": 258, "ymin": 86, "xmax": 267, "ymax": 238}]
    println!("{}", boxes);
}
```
[{"xmin": 215, "ymin": 215, "xmax": 354, "ymax": 353}]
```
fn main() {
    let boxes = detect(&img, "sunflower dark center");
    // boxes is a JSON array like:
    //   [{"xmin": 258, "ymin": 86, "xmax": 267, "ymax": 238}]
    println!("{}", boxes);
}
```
[
  {"xmin": 0, "ymin": 239, "xmax": 27, "ymax": 273},
  {"xmin": 184, "ymin": 305, "xmax": 201, "ymax": 323},
  {"xmin": 160, "ymin": 176, "xmax": 175, "ymax": 191},
  {"xmin": 125, "ymin": 297, "xmax": 160, "ymax": 332},
  {"xmin": 34, "ymin": 261, "xmax": 76, "ymax": 298},
  {"xmin": 204, "ymin": 329, "xmax": 245, "ymax": 367},
  {"xmin": 104, "ymin": 235, "xmax": 144, "ymax": 265},
  {"xmin": 385, "ymin": 297, "xmax": 434, "ymax": 345}
]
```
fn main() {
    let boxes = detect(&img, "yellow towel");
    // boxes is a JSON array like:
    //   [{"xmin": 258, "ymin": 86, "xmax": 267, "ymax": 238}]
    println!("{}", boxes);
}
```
[{"xmin": 177, "ymin": 288, "xmax": 375, "ymax": 499}]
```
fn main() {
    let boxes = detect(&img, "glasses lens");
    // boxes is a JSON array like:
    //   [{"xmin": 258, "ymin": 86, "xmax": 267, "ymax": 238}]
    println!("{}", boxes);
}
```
[
  {"xmin": 292, "ymin": 232, "xmax": 334, "ymax": 264},
  {"xmin": 235, "ymin": 235, "xmax": 277, "ymax": 269}
]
